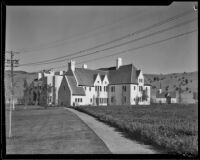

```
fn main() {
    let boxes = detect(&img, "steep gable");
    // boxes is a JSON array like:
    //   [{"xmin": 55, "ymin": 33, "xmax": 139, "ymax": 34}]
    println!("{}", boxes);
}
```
[
  {"xmin": 74, "ymin": 68, "xmax": 107, "ymax": 86},
  {"xmin": 66, "ymin": 76, "xmax": 85, "ymax": 96}
]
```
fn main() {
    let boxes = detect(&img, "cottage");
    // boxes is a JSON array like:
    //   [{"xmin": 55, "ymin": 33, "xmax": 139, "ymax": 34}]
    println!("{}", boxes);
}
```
[{"xmin": 155, "ymin": 89, "xmax": 177, "ymax": 104}]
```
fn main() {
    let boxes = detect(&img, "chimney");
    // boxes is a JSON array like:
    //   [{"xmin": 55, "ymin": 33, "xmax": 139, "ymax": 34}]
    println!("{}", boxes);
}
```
[
  {"xmin": 159, "ymin": 82, "xmax": 162, "ymax": 93},
  {"xmin": 82, "ymin": 64, "xmax": 87, "ymax": 69},
  {"xmin": 116, "ymin": 57, "xmax": 122, "ymax": 69},
  {"xmin": 59, "ymin": 70, "xmax": 63, "ymax": 75},
  {"xmin": 38, "ymin": 72, "xmax": 43, "ymax": 79},
  {"xmin": 50, "ymin": 70, "xmax": 55, "ymax": 75},
  {"xmin": 68, "ymin": 60, "xmax": 75, "ymax": 72}
]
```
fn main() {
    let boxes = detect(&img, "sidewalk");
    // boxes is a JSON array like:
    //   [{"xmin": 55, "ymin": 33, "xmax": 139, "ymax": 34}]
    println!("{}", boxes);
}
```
[{"xmin": 66, "ymin": 107, "xmax": 158, "ymax": 154}]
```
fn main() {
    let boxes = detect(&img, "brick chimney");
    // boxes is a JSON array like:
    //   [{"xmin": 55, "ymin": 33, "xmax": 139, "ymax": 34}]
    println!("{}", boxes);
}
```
[{"xmin": 116, "ymin": 57, "xmax": 122, "ymax": 69}]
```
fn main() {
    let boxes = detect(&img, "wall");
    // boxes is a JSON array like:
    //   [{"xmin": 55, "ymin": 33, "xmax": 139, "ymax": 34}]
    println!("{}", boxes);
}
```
[
  {"xmin": 71, "ymin": 96, "xmax": 85, "ymax": 106},
  {"xmin": 54, "ymin": 75, "xmax": 63, "ymax": 105},
  {"xmin": 108, "ymin": 84, "xmax": 131, "ymax": 105},
  {"xmin": 58, "ymin": 76, "xmax": 71, "ymax": 106}
]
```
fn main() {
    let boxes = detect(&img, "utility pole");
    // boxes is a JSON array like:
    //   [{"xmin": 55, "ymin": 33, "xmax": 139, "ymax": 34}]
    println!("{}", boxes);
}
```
[{"xmin": 5, "ymin": 50, "xmax": 19, "ymax": 138}]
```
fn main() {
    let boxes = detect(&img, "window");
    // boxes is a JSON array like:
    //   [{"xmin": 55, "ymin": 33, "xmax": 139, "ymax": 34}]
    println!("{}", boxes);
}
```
[
  {"xmin": 80, "ymin": 98, "xmax": 82, "ymax": 102},
  {"xmin": 134, "ymin": 98, "xmax": 136, "ymax": 102},
  {"xmin": 104, "ymin": 86, "xmax": 106, "ymax": 92},
  {"xmin": 89, "ymin": 87, "xmax": 91, "ymax": 91},
  {"xmin": 134, "ymin": 86, "xmax": 136, "ymax": 90},
  {"xmin": 78, "ymin": 98, "xmax": 79, "ymax": 102},
  {"xmin": 100, "ymin": 86, "xmax": 102, "ymax": 92},
  {"xmin": 90, "ymin": 98, "xmax": 92, "ymax": 103},
  {"xmin": 111, "ymin": 86, "xmax": 115, "ymax": 92},
  {"xmin": 85, "ymin": 87, "xmax": 87, "ymax": 90},
  {"xmin": 95, "ymin": 86, "xmax": 97, "ymax": 91},
  {"xmin": 106, "ymin": 86, "xmax": 108, "ymax": 91},
  {"xmin": 75, "ymin": 98, "xmax": 77, "ymax": 102},
  {"xmin": 111, "ymin": 97, "xmax": 114, "ymax": 103},
  {"xmin": 122, "ymin": 86, "xmax": 126, "ymax": 91},
  {"xmin": 141, "ymin": 79, "xmax": 143, "ymax": 83}
]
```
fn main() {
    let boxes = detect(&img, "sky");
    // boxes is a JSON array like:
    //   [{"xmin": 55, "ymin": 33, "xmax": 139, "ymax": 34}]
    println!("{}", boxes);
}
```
[{"xmin": 6, "ymin": 2, "xmax": 198, "ymax": 74}]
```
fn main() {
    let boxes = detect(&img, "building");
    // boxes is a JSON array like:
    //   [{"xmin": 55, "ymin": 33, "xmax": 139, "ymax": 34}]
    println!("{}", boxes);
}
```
[
  {"xmin": 155, "ymin": 88, "xmax": 177, "ymax": 104},
  {"xmin": 25, "ymin": 70, "xmax": 64, "ymax": 106},
  {"xmin": 58, "ymin": 58, "xmax": 151, "ymax": 106}
]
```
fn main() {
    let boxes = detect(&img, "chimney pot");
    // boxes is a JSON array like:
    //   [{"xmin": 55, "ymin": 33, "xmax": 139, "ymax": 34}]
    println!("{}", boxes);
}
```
[
  {"xmin": 68, "ymin": 60, "xmax": 75, "ymax": 72},
  {"xmin": 82, "ymin": 64, "xmax": 87, "ymax": 69},
  {"xmin": 116, "ymin": 57, "xmax": 122, "ymax": 69}
]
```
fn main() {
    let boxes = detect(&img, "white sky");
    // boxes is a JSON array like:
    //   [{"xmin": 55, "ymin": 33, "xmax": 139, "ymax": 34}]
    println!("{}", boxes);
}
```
[{"xmin": 6, "ymin": 2, "xmax": 198, "ymax": 74}]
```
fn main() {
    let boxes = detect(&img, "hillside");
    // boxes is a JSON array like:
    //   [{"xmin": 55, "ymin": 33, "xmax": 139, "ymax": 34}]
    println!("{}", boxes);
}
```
[
  {"xmin": 4, "ymin": 70, "xmax": 198, "ymax": 104},
  {"xmin": 4, "ymin": 70, "xmax": 38, "ymax": 103},
  {"xmin": 144, "ymin": 71, "xmax": 198, "ymax": 103}
]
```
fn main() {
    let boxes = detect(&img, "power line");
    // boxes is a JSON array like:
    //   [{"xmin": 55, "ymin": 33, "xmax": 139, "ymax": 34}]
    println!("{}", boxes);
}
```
[
  {"xmin": 18, "ymin": 9, "xmax": 195, "ymax": 66},
  {"xmin": 50, "ymin": 29, "xmax": 197, "ymax": 70},
  {"xmin": 16, "ymin": 10, "xmax": 145, "ymax": 53},
  {"xmin": 19, "ymin": 17, "xmax": 197, "ymax": 67}
]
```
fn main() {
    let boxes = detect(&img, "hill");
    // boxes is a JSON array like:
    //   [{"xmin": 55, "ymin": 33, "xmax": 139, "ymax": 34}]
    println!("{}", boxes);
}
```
[
  {"xmin": 144, "ymin": 71, "xmax": 198, "ymax": 103},
  {"xmin": 4, "ymin": 70, "xmax": 198, "ymax": 104},
  {"xmin": 4, "ymin": 70, "xmax": 38, "ymax": 103}
]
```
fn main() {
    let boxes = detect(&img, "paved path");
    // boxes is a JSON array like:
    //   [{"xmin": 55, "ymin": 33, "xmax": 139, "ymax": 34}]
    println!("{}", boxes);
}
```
[
  {"xmin": 66, "ymin": 107, "xmax": 158, "ymax": 154},
  {"xmin": 6, "ymin": 107, "xmax": 110, "ymax": 154}
]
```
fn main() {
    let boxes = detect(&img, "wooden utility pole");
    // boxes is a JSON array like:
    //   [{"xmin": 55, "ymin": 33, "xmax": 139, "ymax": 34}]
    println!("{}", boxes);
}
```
[{"xmin": 5, "ymin": 50, "xmax": 19, "ymax": 138}]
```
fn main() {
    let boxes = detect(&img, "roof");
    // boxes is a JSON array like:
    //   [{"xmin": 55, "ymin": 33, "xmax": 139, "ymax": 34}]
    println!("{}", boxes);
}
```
[
  {"xmin": 108, "ymin": 64, "xmax": 138, "ymax": 84},
  {"xmin": 156, "ymin": 91, "xmax": 176, "ymax": 98},
  {"xmin": 74, "ymin": 68, "xmax": 108, "ymax": 86},
  {"xmin": 66, "ymin": 76, "xmax": 85, "ymax": 96}
]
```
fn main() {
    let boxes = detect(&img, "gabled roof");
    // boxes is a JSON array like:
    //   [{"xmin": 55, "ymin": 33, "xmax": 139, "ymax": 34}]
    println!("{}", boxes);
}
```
[
  {"xmin": 108, "ymin": 64, "xmax": 138, "ymax": 84},
  {"xmin": 66, "ymin": 76, "xmax": 85, "ymax": 96},
  {"xmin": 74, "ymin": 68, "xmax": 107, "ymax": 86},
  {"xmin": 100, "ymin": 75, "xmax": 106, "ymax": 81}
]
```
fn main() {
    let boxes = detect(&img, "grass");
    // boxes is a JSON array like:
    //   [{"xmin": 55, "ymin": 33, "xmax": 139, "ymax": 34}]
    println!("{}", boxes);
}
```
[
  {"xmin": 5, "ymin": 106, "xmax": 110, "ymax": 154},
  {"xmin": 74, "ymin": 104, "xmax": 198, "ymax": 157}
]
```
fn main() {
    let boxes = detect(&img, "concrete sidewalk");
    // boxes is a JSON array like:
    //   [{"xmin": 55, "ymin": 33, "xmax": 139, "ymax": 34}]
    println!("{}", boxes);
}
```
[{"xmin": 66, "ymin": 107, "xmax": 158, "ymax": 154}]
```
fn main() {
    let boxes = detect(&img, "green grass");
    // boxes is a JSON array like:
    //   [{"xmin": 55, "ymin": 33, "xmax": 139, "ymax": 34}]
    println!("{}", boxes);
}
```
[
  {"xmin": 5, "ymin": 106, "xmax": 110, "ymax": 154},
  {"xmin": 74, "ymin": 104, "xmax": 198, "ymax": 156}
]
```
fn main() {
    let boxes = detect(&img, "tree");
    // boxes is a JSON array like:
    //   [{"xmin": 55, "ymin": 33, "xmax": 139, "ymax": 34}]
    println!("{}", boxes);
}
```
[{"xmin": 23, "ymin": 79, "xmax": 29, "ymax": 107}]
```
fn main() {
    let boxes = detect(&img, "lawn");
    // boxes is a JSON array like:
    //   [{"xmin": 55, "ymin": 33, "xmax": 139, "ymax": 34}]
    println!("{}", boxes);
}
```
[
  {"xmin": 74, "ymin": 104, "xmax": 198, "ymax": 156},
  {"xmin": 5, "ymin": 106, "xmax": 110, "ymax": 154}
]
